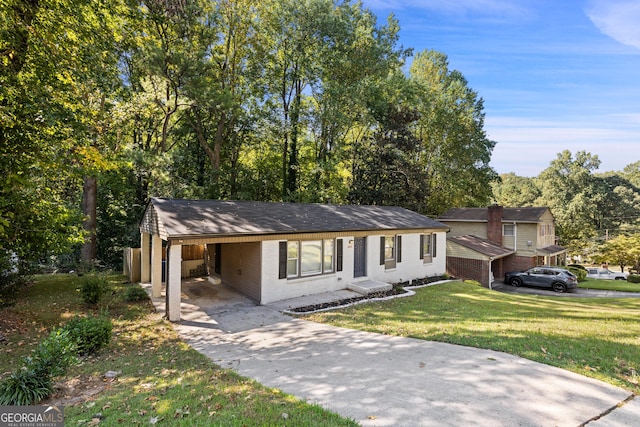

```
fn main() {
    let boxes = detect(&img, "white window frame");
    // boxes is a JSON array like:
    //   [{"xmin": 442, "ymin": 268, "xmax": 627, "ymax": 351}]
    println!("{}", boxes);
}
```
[{"xmin": 287, "ymin": 239, "xmax": 335, "ymax": 279}]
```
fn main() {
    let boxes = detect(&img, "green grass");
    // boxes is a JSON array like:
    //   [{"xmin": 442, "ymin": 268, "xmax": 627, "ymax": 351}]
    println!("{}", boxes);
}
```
[
  {"xmin": 0, "ymin": 274, "xmax": 356, "ymax": 426},
  {"xmin": 304, "ymin": 281, "xmax": 640, "ymax": 394},
  {"xmin": 579, "ymin": 278, "xmax": 640, "ymax": 292}
]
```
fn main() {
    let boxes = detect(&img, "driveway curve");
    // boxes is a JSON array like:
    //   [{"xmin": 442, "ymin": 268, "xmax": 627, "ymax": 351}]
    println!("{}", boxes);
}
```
[{"xmin": 149, "ymin": 281, "xmax": 638, "ymax": 426}]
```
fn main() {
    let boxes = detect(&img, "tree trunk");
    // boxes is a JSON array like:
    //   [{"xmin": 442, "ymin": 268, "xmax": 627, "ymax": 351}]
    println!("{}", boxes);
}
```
[{"xmin": 81, "ymin": 176, "xmax": 97, "ymax": 263}]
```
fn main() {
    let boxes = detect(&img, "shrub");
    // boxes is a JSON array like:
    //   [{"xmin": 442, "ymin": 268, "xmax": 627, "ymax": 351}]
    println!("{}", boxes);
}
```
[
  {"xmin": 63, "ymin": 315, "xmax": 112, "ymax": 355},
  {"xmin": 0, "ymin": 329, "xmax": 77, "ymax": 405},
  {"xmin": 27, "ymin": 329, "xmax": 78, "ymax": 378},
  {"xmin": 628, "ymin": 274, "xmax": 640, "ymax": 284},
  {"xmin": 124, "ymin": 285, "xmax": 149, "ymax": 302},
  {"xmin": 568, "ymin": 267, "xmax": 587, "ymax": 282},
  {"xmin": 0, "ymin": 367, "xmax": 52, "ymax": 405},
  {"xmin": 0, "ymin": 272, "xmax": 29, "ymax": 308},
  {"xmin": 80, "ymin": 273, "xmax": 110, "ymax": 305}
]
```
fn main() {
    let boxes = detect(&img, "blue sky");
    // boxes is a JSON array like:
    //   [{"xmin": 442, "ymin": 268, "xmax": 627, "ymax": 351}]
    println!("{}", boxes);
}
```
[{"xmin": 361, "ymin": 0, "xmax": 640, "ymax": 177}]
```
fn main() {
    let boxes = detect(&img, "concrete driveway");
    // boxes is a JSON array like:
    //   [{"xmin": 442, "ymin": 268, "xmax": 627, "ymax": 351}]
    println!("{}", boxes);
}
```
[
  {"xmin": 493, "ymin": 282, "xmax": 640, "ymax": 298},
  {"xmin": 148, "ymin": 279, "xmax": 639, "ymax": 426}
]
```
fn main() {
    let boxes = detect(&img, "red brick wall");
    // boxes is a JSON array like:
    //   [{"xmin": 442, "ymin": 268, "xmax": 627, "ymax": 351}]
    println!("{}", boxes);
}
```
[
  {"xmin": 503, "ymin": 255, "xmax": 535, "ymax": 274},
  {"xmin": 447, "ymin": 257, "xmax": 491, "ymax": 287},
  {"xmin": 487, "ymin": 205, "xmax": 503, "ymax": 245}
]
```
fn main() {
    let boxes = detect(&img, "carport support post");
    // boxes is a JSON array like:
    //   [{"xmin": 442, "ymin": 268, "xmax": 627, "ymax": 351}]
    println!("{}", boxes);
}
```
[
  {"xmin": 151, "ymin": 234, "xmax": 162, "ymax": 298},
  {"xmin": 166, "ymin": 242, "xmax": 182, "ymax": 322},
  {"xmin": 140, "ymin": 232, "xmax": 151, "ymax": 283}
]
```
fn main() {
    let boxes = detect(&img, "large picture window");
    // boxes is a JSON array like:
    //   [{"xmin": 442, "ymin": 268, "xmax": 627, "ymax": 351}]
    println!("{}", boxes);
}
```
[{"xmin": 282, "ymin": 239, "xmax": 335, "ymax": 279}]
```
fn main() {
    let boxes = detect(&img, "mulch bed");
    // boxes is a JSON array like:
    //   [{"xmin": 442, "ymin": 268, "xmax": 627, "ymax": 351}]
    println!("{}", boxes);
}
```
[{"xmin": 288, "ymin": 275, "xmax": 447, "ymax": 313}]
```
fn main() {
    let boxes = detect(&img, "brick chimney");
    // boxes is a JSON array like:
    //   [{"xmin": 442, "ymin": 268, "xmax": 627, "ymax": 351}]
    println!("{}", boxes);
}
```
[{"xmin": 487, "ymin": 205, "xmax": 503, "ymax": 245}]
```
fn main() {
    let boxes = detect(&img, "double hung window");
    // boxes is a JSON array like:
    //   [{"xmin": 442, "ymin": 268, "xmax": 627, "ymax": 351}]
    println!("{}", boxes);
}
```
[{"xmin": 281, "ymin": 239, "xmax": 335, "ymax": 279}]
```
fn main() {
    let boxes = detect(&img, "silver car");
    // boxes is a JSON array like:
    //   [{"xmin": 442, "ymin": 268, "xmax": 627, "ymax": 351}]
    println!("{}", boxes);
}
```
[
  {"xmin": 586, "ymin": 268, "xmax": 627, "ymax": 281},
  {"xmin": 505, "ymin": 267, "xmax": 578, "ymax": 293}
]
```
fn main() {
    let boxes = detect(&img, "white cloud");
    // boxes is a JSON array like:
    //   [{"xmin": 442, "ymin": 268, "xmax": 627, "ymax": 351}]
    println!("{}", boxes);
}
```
[{"xmin": 586, "ymin": 0, "xmax": 640, "ymax": 50}]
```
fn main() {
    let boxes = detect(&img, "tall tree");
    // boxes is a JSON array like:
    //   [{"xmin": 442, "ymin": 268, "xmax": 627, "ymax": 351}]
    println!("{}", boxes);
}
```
[
  {"xmin": 409, "ymin": 50, "xmax": 497, "ymax": 214},
  {"xmin": 535, "ymin": 150, "xmax": 602, "ymax": 251},
  {"xmin": 491, "ymin": 173, "xmax": 541, "ymax": 206}
]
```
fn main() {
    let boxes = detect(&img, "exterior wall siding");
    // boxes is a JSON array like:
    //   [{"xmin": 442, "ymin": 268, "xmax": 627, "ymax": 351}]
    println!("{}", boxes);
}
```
[
  {"xmin": 220, "ymin": 242, "xmax": 262, "ymax": 302},
  {"xmin": 259, "ymin": 231, "xmax": 448, "ymax": 304},
  {"xmin": 442, "ymin": 222, "xmax": 487, "ymax": 239}
]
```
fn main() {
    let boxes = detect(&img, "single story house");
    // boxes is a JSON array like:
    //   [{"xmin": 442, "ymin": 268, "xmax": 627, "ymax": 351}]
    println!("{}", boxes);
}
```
[
  {"xmin": 140, "ymin": 198, "xmax": 449, "ymax": 321},
  {"xmin": 438, "ymin": 205, "xmax": 567, "ymax": 287}
]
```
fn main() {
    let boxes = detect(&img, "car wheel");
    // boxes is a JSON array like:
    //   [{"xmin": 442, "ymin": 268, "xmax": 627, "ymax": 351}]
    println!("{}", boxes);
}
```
[
  {"xmin": 615, "ymin": 277, "xmax": 625, "ymax": 280},
  {"xmin": 511, "ymin": 277, "xmax": 522, "ymax": 287},
  {"xmin": 552, "ymin": 283, "xmax": 567, "ymax": 293}
]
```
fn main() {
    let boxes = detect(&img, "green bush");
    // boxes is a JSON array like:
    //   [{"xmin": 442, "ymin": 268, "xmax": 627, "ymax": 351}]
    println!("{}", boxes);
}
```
[
  {"xmin": 27, "ymin": 329, "xmax": 78, "ymax": 378},
  {"xmin": 63, "ymin": 315, "xmax": 112, "ymax": 355},
  {"xmin": 568, "ymin": 267, "xmax": 587, "ymax": 282},
  {"xmin": 0, "ymin": 367, "xmax": 52, "ymax": 405},
  {"xmin": 0, "ymin": 329, "xmax": 77, "ymax": 405},
  {"xmin": 628, "ymin": 274, "xmax": 640, "ymax": 284},
  {"xmin": 124, "ymin": 284, "xmax": 149, "ymax": 302},
  {"xmin": 80, "ymin": 273, "xmax": 110, "ymax": 305},
  {"xmin": 0, "ymin": 273, "xmax": 29, "ymax": 308}
]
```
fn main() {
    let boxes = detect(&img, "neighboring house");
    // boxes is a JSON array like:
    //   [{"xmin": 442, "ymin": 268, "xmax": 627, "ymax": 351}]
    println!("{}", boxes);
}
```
[
  {"xmin": 140, "ymin": 198, "xmax": 449, "ymax": 321},
  {"xmin": 438, "ymin": 205, "xmax": 567, "ymax": 287}
]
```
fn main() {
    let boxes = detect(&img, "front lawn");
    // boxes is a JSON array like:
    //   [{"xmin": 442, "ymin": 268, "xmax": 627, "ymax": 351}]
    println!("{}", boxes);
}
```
[
  {"xmin": 0, "ymin": 274, "xmax": 356, "ymax": 427},
  {"xmin": 304, "ymin": 281, "xmax": 640, "ymax": 394},
  {"xmin": 579, "ymin": 278, "xmax": 640, "ymax": 292}
]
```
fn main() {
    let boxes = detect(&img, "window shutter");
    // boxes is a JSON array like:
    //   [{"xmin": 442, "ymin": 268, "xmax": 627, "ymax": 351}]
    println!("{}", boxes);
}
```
[
  {"xmin": 419, "ymin": 235, "xmax": 424, "ymax": 259},
  {"xmin": 380, "ymin": 236, "xmax": 385, "ymax": 265},
  {"xmin": 432, "ymin": 233, "xmax": 437, "ymax": 258},
  {"xmin": 336, "ymin": 239, "xmax": 343, "ymax": 272},
  {"xmin": 396, "ymin": 235, "xmax": 402, "ymax": 263},
  {"xmin": 278, "ymin": 242, "xmax": 287, "ymax": 279}
]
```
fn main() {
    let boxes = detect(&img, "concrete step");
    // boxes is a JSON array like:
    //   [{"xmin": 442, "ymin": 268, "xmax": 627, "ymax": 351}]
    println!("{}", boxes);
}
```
[{"xmin": 348, "ymin": 280, "xmax": 392, "ymax": 295}]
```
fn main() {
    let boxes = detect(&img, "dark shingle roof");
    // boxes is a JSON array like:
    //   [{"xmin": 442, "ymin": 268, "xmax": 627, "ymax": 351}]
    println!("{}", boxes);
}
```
[
  {"xmin": 146, "ymin": 198, "xmax": 448, "ymax": 239},
  {"xmin": 438, "ymin": 207, "xmax": 549, "ymax": 223},
  {"xmin": 449, "ymin": 235, "xmax": 516, "ymax": 259}
]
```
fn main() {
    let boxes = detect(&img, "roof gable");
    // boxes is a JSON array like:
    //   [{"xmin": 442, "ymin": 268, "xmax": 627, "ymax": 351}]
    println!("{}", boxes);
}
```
[
  {"xmin": 141, "ymin": 198, "xmax": 449, "ymax": 239},
  {"xmin": 439, "ymin": 207, "xmax": 551, "ymax": 223}
]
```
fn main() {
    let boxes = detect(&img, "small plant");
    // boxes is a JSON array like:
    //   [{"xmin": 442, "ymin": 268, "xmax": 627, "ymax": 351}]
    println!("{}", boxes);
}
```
[
  {"xmin": 63, "ymin": 315, "xmax": 112, "ymax": 355},
  {"xmin": 628, "ymin": 274, "xmax": 640, "ymax": 284},
  {"xmin": 0, "ymin": 329, "xmax": 77, "ymax": 405},
  {"xmin": 80, "ymin": 273, "xmax": 110, "ymax": 305},
  {"xmin": 123, "ymin": 284, "xmax": 149, "ymax": 302},
  {"xmin": 27, "ymin": 329, "xmax": 78, "ymax": 378},
  {"xmin": 0, "ymin": 367, "xmax": 52, "ymax": 405}
]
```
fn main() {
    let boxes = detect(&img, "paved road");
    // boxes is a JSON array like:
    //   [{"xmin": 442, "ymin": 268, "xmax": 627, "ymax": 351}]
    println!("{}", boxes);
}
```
[{"xmin": 148, "ymin": 280, "xmax": 639, "ymax": 427}]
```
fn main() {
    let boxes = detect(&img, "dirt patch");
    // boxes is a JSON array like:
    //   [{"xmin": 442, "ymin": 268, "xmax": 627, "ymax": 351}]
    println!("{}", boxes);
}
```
[{"xmin": 42, "ymin": 375, "xmax": 113, "ymax": 407}]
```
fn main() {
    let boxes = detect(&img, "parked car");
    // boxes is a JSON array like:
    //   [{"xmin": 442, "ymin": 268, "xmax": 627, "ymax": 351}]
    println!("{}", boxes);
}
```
[
  {"xmin": 504, "ymin": 267, "xmax": 578, "ymax": 293},
  {"xmin": 586, "ymin": 268, "xmax": 627, "ymax": 280}
]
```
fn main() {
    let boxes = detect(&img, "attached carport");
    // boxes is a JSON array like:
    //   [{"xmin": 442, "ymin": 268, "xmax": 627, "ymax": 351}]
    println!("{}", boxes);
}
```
[{"xmin": 446, "ymin": 235, "xmax": 515, "ymax": 288}]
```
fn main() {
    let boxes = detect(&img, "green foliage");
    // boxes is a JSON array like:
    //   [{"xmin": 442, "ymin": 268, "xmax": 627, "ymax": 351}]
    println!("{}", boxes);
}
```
[
  {"xmin": 26, "ymin": 329, "xmax": 78, "ymax": 378},
  {"xmin": 123, "ymin": 284, "xmax": 149, "ymax": 302},
  {"xmin": 0, "ymin": 328, "xmax": 77, "ymax": 405},
  {"xmin": 80, "ymin": 273, "xmax": 110, "ymax": 305},
  {"xmin": 567, "ymin": 267, "xmax": 587, "ymax": 282},
  {"xmin": 0, "ymin": 367, "xmax": 52, "ymax": 406},
  {"xmin": 62, "ymin": 315, "xmax": 112, "ymax": 355},
  {"xmin": 628, "ymin": 275, "xmax": 640, "ymax": 284},
  {"xmin": 0, "ymin": 272, "xmax": 29, "ymax": 308}
]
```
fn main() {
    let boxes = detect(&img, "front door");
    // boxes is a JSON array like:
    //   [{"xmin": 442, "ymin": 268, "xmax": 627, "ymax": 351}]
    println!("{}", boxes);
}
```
[{"xmin": 354, "ymin": 237, "xmax": 366, "ymax": 278}]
